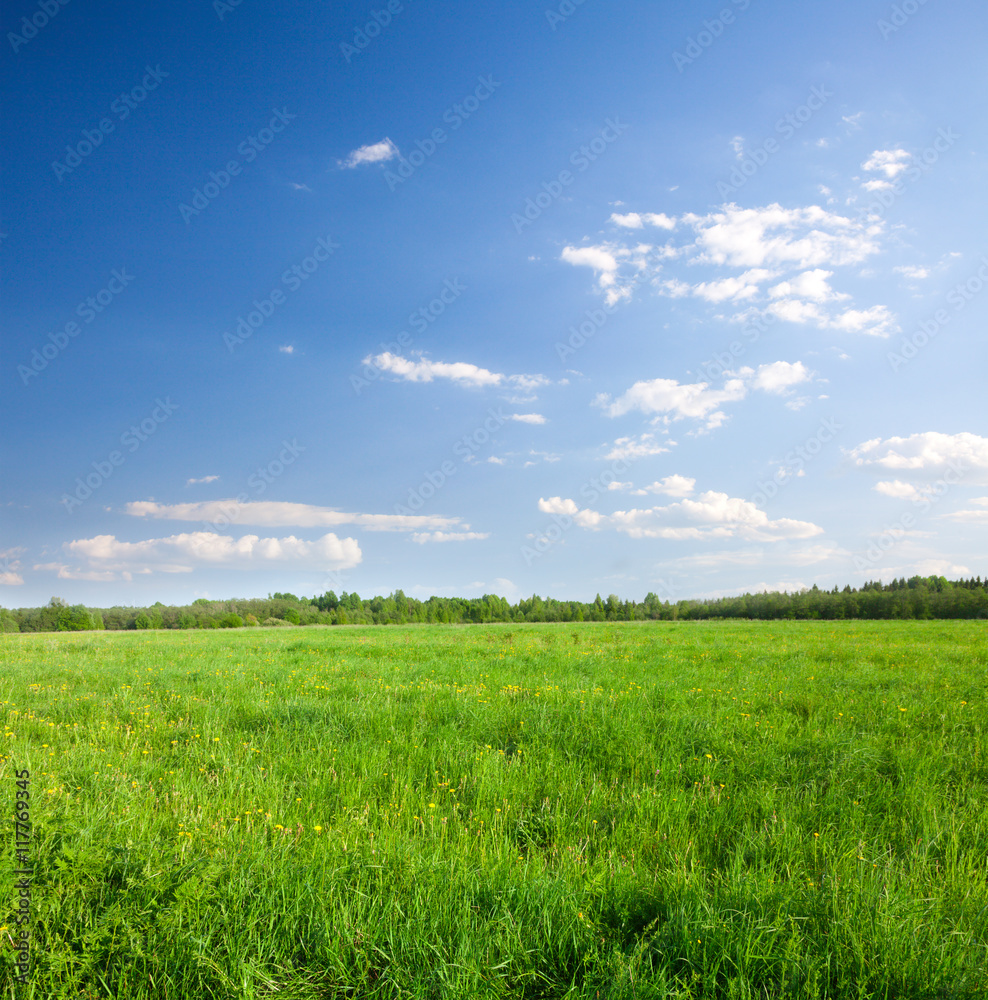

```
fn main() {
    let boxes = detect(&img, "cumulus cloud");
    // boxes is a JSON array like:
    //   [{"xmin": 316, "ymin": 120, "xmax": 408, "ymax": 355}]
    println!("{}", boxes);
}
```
[
  {"xmin": 862, "ymin": 149, "xmax": 911, "ymax": 179},
  {"xmin": 124, "ymin": 500, "xmax": 466, "ymax": 532},
  {"xmin": 847, "ymin": 432, "xmax": 988, "ymax": 476},
  {"xmin": 632, "ymin": 475, "xmax": 697, "ymax": 498},
  {"xmin": 603, "ymin": 433, "xmax": 672, "ymax": 462},
  {"xmin": 365, "ymin": 352, "xmax": 550, "ymax": 393},
  {"xmin": 58, "ymin": 531, "xmax": 362, "ymax": 580},
  {"xmin": 537, "ymin": 491, "xmax": 822, "ymax": 542},
  {"xmin": 750, "ymin": 361, "xmax": 812, "ymax": 394},
  {"xmin": 509, "ymin": 413, "xmax": 546, "ymax": 424},
  {"xmin": 608, "ymin": 211, "xmax": 676, "ymax": 230},
  {"xmin": 340, "ymin": 138, "xmax": 399, "ymax": 168},
  {"xmin": 874, "ymin": 480, "xmax": 923, "ymax": 499},
  {"xmin": 596, "ymin": 363, "xmax": 811, "ymax": 430},
  {"xmin": 561, "ymin": 202, "xmax": 895, "ymax": 335},
  {"xmin": 559, "ymin": 242, "xmax": 657, "ymax": 305}
]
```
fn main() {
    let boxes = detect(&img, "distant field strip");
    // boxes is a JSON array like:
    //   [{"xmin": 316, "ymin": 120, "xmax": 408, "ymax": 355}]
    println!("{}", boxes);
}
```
[{"xmin": 1, "ymin": 622, "xmax": 986, "ymax": 998}]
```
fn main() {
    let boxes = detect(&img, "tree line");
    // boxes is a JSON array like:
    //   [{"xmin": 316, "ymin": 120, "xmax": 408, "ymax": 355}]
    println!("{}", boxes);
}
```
[{"xmin": 1, "ymin": 576, "xmax": 986, "ymax": 633}]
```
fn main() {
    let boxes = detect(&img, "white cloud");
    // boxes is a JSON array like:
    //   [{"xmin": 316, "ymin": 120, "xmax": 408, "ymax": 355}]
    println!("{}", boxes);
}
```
[
  {"xmin": 509, "ymin": 413, "xmax": 546, "ymax": 425},
  {"xmin": 537, "ymin": 490, "xmax": 822, "ymax": 542},
  {"xmin": 874, "ymin": 480, "xmax": 922, "ymax": 499},
  {"xmin": 124, "ymin": 499, "xmax": 466, "ymax": 532},
  {"xmin": 603, "ymin": 433, "xmax": 672, "ymax": 462},
  {"xmin": 597, "ymin": 363, "xmax": 810, "ymax": 429},
  {"xmin": 1, "ymin": 548, "xmax": 25, "ymax": 585},
  {"xmin": 597, "ymin": 376, "xmax": 747, "ymax": 428},
  {"xmin": 410, "ymin": 531, "xmax": 491, "ymax": 544},
  {"xmin": 279, "ymin": 345, "xmax": 295, "ymax": 354},
  {"xmin": 61, "ymin": 531, "xmax": 362, "ymax": 578},
  {"xmin": 862, "ymin": 149, "xmax": 911, "ymax": 179},
  {"xmin": 562, "ymin": 202, "xmax": 891, "ymax": 336},
  {"xmin": 768, "ymin": 269, "xmax": 848, "ymax": 303},
  {"xmin": 340, "ymin": 138, "xmax": 399, "ymax": 168},
  {"xmin": 847, "ymin": 432, "xmax": 988, "ymax": 476},
  {"xmin": 634, "ymin": 474, "xmax": 696, "ymax": 498},
  {"xmin": 750, "ymin": 360, "xmax": 812, "ymax": 395},
  {"xmin": 186, "ymin": 475, "xmax": 220, "ymax": 486},
  {"xmin": 730, "ymin": 135, "xmax": 745, "ymax": 159},
  {"xmin": 366, "ymin": 353, "xmax": 549, "ymax": 393},
  {"xmin": 895, "ymin": 265, "xmax": 930, "ymax": 280},
  {"xmin": 608, "ymin": 212, "xmax": 676, "ymax": 230}
]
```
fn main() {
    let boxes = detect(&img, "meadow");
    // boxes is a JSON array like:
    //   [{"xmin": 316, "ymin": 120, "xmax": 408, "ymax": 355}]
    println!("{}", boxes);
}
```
[{"xmin": 0, "ymin": 621, "xmax": 986, "ymax": 999}]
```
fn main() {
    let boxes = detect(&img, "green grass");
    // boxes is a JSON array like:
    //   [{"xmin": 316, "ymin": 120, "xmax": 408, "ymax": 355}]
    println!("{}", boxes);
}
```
[{"xmin": 1, "ymin": 621, "xmax": 986, "ymax": 998}]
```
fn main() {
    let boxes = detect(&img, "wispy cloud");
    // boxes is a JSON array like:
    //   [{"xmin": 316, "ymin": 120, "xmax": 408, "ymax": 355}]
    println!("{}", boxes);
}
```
[{"xmin": 340, "ymin": 138, "xmax": 399, "ymax": 169}]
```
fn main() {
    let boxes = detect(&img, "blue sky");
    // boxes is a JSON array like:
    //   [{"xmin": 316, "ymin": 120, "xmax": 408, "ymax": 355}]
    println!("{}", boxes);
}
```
[{"xmin": 3, "ymin": 0, "xmax": 987, "ymax": 608}]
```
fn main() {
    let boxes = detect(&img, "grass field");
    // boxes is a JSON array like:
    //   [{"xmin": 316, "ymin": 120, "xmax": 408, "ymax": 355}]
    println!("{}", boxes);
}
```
[{"xmin": 1, "ymin": 621, "xmax": 986, "ymax": 999}]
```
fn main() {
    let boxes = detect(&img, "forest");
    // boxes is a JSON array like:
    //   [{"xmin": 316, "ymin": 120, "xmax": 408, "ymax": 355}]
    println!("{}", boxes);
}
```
[{"xmin": 2, "ymin": 575, "xmax": 987, "ymax": 632}]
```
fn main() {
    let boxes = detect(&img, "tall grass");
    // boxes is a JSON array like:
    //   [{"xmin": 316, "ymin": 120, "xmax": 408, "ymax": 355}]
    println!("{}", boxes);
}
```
[{"xmin": 1, "ymin": 621, "xmax": 986, "ymax": 998}]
